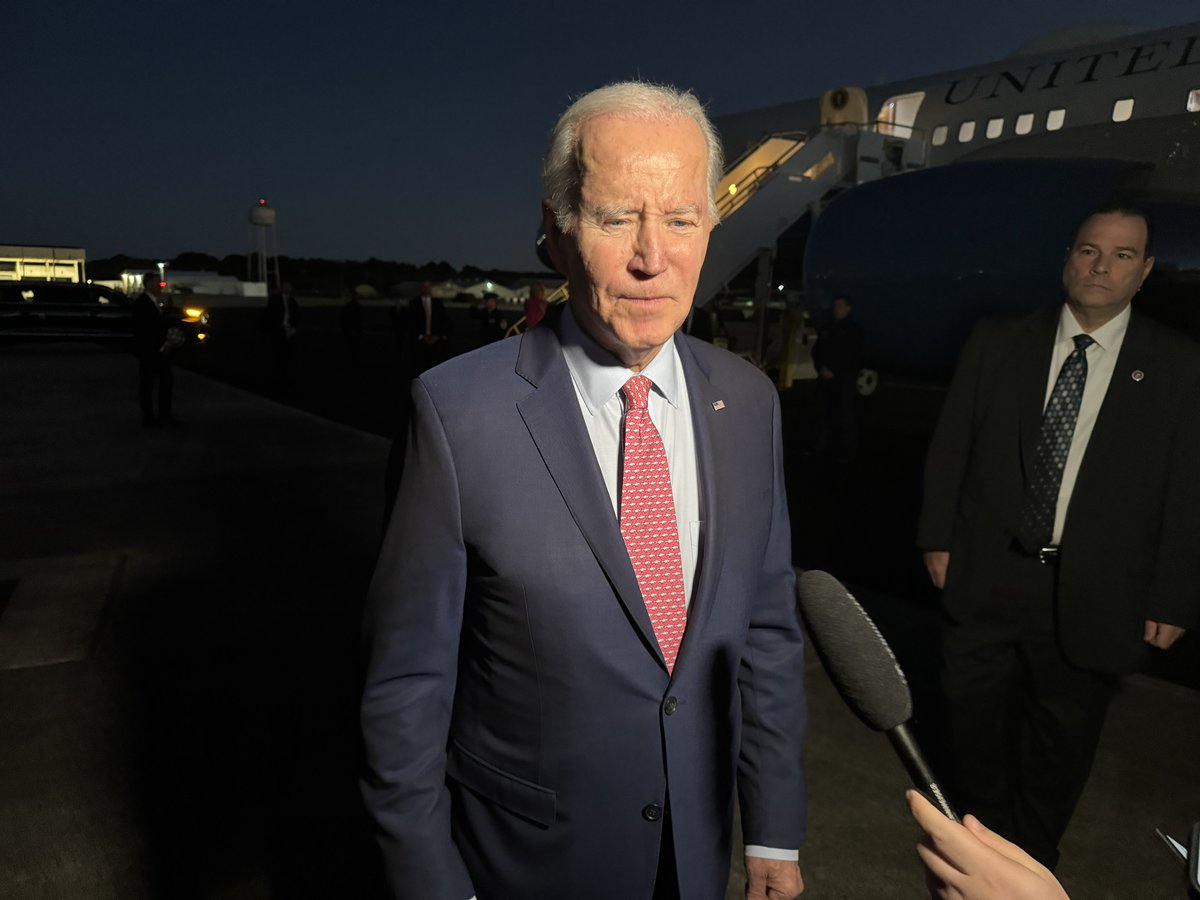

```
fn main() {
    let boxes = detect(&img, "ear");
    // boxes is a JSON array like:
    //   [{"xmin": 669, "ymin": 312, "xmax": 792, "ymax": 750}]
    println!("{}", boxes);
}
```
[
  {"xmin": 541, "ymin": 202, "xmax": 570, "ymax": 274},
  {"xmin": 1140, "ymin": 254, "xmax": 1155, "ymax": 286}
]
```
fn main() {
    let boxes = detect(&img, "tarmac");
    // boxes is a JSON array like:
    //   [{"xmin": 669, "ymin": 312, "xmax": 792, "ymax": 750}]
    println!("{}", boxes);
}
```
[{"xmin": 1, "ymin": 339, "xmax": 1197, "ymax": 899}]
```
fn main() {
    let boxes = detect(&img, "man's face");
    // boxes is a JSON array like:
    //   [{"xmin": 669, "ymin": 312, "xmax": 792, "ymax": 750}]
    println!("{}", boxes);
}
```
[
  {"xmin": 832, "ymin": 297, "xmax": 851, "ymax": 320},
  {"xmin": 420, "ymin": 281, "xmax": 432, "ymax": 297},
  {"xmin": 546, "ymin": 113, "xmax": 712, "ymax": 371},
  {"xmin": 1062, "ymin": 212, "xmax": 1154, "ymax": 326}
]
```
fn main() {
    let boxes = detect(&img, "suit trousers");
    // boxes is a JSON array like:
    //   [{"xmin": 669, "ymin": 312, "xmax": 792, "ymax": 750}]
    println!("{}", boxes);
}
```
[
  {"xmin": 940, "ymin": 547, "xmax": 1116, "ymax": 870},
  {"xmin": 138, "ymin": 352, "xmax": 173, "ymax": 422},
  {"xmin": 651, "ymin": 807, "xmax": 680, "ymax": 900}
]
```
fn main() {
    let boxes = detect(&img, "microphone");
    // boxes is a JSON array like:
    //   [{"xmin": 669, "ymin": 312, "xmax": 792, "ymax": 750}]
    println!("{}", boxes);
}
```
[{"xmin": 796, "ymin": 569, "xmax": 959, "ymax": 822}]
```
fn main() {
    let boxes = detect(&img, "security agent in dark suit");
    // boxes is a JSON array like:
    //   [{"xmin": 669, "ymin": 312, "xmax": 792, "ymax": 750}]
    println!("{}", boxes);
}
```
[
  {"xmin": 361, "ymin": 82, "xmax": 806, "ymax": 900},
  {"xmin": 918, "ymin": 204, "xmax": 1200, "ymax": 869},
  {"xmin": 131, "ymin": 272, "xmax": 176, "ymax": 426}
]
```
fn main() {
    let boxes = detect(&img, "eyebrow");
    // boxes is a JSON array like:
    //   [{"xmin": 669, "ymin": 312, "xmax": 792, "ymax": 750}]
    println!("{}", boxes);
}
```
[
  {"xmin": 585, "ymin": 203, "xmax": 704, "ymax": 220},
  {"xmin": 1077, "ymin": 241, "xmax": 1142, "ymax": 254}
]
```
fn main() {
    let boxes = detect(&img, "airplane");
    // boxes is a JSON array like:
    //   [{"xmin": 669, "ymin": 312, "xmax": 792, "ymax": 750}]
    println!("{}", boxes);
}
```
[{"xmin": 703, "ymin": 21, "xmax": 1200, "ymax": 386}]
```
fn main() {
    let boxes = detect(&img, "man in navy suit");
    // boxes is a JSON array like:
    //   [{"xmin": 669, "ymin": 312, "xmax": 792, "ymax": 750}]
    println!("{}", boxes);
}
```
[
  {"xmin": 919, "ymin": 205, "xmax": 1200, "ymax": 869},
  {"xmin": 361, "ymin": 82, "xmax": 807, "ymax": 900}
]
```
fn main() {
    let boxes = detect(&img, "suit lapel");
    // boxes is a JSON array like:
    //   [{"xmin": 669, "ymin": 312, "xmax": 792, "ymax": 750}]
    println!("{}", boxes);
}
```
[
  {"xmin": 673, "ymin": 338, "xmax": 726, "ymax": 673},
  {"xmin": 1070, "ymin": 311, "xmax": 1150, "ymax": 502},
  {"xmin": 1017, "ymin": 308, "xmax": 1059, "ymax": 479},
  {"xmin": 514, "ymin": 319, "xmax": 662, "ymax": 663}
]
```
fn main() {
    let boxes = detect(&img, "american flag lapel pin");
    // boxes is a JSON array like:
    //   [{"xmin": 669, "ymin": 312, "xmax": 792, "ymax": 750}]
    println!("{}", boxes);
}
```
[{"xmin": 712, "ymin": 400, "xmax": 726, "ymax": 411}]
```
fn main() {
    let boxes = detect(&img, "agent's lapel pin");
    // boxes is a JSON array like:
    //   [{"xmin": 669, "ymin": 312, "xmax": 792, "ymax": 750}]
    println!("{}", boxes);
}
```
[{"xmin": 712, "ymin": 400, "xmax": 726, "ymax": 411}]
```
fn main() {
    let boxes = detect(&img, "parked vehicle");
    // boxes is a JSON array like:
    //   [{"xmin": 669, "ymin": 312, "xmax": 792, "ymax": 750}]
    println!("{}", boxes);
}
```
[{"xmin": 0, "ymin": 281, "xmax": 209, "ymax": 346}]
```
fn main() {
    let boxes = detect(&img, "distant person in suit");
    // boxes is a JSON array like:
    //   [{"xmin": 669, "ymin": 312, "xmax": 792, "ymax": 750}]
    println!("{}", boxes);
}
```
[
  {"xmin": 262, "ymin": 282, "xmax": 301, "ymax": 378},
  {"xmin": 469, "ymin": 291, "xmax": 507, "ymax": 345},
  {"xmin": 131, "ymin": 272, "xmax": 177, "ymax": 427},
  {"xmin": 406, "ymin": 280, "xmax": 452, "ymax": 373},
  {"xmin": 523, "ymin": 280, "xmax": 548, "ymax": 330},
  {"xmin": 918, "ymin": 203, "xmax": 1200, "ymax": 869},
  {"xmin": 810, "ymin": 295, "xmax": 864, "ymax": 461},
  {"xmin": 361, "ymin": 81, "xmax": 808, "ymax": 900}
]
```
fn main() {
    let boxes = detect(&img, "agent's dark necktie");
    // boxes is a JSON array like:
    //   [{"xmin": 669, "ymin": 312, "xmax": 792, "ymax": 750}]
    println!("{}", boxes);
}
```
[
  {"xmin": 1017, "ymin": 334, "xmax": 1094, "ymax": 553},
  {"xmin": 618, "ymin": 375, "xmax": 687, "ymax": 673}
]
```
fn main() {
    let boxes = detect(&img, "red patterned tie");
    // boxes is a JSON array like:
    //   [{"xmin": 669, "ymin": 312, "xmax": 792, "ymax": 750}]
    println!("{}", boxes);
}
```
[{"xmin": 619, "ymin": 375, "xmax": 687, "ymax": 672}]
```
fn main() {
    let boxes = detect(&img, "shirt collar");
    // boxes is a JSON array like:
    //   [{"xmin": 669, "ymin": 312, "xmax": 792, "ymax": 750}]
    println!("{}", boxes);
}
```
[
  {"xmin": 560, "ymin": 304, "xmax": 682, "ymax": 416},
  {"xmin": 1058, "ymin": 302, "xmax": 1131, "ymax": 352}
]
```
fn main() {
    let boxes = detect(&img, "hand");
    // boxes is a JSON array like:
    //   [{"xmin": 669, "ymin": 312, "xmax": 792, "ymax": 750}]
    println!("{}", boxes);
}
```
[
  {"xmin": 1143, "ymin": 620, "xmax": 1185, "ymax": 649},
  {"xmin": 818, "ymin": 366, "xmax": 834, "ymax": 380},
  {"xmin": 907, "ymin": 789, "xmax": 1069, "ymax": 900},
  {"xmin": 424, "ymin": 334, "xmax": 442, "ymax": 345},
  {"xmin": 923, "ymin": 551, "xmax": 950, "ymax": 589},
  {"xmin": 745, "ymin": 855, "xmax": 804, "ymax": 899}
]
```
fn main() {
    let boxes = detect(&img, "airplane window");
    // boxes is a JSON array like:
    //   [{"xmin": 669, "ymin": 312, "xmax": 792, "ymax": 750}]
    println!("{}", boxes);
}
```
[
  {"xmin": 1046, "ymin": 109, "xmax": 1066, "ymax": 131},
  {"xmin": 1188, "ymin": 89, "xmax": 1200, "ymax": 113},
  {"xmin": 932, "ymin": 125, "xmax": 948, "ymax": 146},
  {"xmin": 986, "ymin": 118, "xmax": 1004, "ymax": 139},
  {"xmin": 1015, "ymin": 113, "xmax": 1034, "ymax": 135},
  {"xmin": 958, "ymin": 121, "xmax": 976, "ymax": 143},
  {"xmin": 1112, "ymin": 99, "xmax": 1134, "ymax": 122}
]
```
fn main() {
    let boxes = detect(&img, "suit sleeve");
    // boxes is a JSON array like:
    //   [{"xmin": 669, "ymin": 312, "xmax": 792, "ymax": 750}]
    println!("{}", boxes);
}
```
[
  {"xmin": 361, "ymin": 378, "xmax": 475, "ymax": 900},
  {"xmin": 737, "ymin": 388, "xmax": 808, "ymax": 849},
  {"xmin": 917, "ymin": 322, "xmax": 989, "ymax": 550},
  {"xmin": 1145, "ymin": 353, "xmax": 1200, "ymax": 629}
]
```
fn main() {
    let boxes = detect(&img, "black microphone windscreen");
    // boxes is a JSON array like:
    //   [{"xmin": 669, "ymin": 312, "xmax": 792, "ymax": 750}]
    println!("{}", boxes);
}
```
[{"xmin": 796, "ymin": 570, "xmax": 912, "ymax": 732}]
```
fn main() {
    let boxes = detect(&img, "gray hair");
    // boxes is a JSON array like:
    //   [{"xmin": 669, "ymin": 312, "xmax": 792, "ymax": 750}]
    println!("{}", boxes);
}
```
[{"xmin": 541, "ymin": 81, "xmax": 724, "ymax": 234}]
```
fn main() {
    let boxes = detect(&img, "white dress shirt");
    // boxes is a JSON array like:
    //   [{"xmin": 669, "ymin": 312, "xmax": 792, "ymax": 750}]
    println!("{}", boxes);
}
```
[
  {"xmin": 1045, "ymin": 303, "xmax": 1131, "ymax": 544},
  {"xmin": 559, "ymin": 306, "xmax": 701, "ymax": 604}
]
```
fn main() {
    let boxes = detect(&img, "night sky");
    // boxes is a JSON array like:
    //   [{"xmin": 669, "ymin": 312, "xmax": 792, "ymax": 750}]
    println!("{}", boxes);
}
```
[{"xmin": 9, "ymin": 0, "xmax": 1198, "ymax": 271}]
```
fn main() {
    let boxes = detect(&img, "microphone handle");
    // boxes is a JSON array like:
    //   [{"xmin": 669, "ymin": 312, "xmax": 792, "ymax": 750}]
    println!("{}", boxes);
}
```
[{"xmin": 887, "ymin": 722, "xmax": 960, "ymax": 823}]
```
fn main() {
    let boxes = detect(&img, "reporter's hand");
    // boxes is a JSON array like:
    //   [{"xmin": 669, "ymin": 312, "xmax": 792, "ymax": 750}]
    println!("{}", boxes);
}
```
[
  {"xmin": 923, "ymin": 551, "xmax": 949, "ymax": 589},
  {"xmin": 745, "ymin": 855, "xmax": 804, "ymax": 899},
  {"xmin": 907, "ymin": 789, "xmax": 1068, "ymax": 900}
]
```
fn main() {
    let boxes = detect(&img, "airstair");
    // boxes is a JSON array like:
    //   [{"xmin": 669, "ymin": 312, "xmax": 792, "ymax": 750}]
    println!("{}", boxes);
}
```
[{"xmin": 694, "ymin": 124, "xmax": 924, "ymax": 306}]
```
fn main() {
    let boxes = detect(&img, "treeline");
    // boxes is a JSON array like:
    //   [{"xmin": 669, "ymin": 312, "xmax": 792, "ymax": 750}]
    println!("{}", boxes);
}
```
[{"xmin": 88, "ymin": 252, "xmax": 554, "ymax": 297}]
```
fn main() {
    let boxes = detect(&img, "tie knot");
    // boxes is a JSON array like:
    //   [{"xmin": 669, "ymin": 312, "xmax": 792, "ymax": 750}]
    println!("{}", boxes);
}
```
[
  {"xmin": 622, "ymin": 375, "xmax": 653, "ymax": 410},
  {"xmin": 1073, "ymin": 334, "xmax": 1094, "ymax": 352}
]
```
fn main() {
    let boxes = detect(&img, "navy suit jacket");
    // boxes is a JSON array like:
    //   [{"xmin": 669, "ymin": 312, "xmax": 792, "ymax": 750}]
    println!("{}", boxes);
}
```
[
  {"xmin": 362, "ymin": 314, "xmax": 807, "ymax": 899},
  {"xmin": 919, "ymin": 305, "xmax": 1200, "ymax": 673}
]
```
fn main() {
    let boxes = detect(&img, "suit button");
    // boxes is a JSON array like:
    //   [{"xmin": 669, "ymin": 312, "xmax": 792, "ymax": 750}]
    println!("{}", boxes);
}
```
[
  {"xmin": 642, "ymin": 803, "xmax": 663, "ymax": 822},
  {"xmin": 663, "ymin": 696, "xmax": 678, "ymax": 715}
]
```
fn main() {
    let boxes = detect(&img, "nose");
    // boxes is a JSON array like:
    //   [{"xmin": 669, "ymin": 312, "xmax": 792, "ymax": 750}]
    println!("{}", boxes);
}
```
[
  {"xmin": 1090, "ymin": 255, "xmax": 1109, "ymax": 274},
  {"xmin": 629, "ymin": 224, "xmax": 668, "ymax": 278}
]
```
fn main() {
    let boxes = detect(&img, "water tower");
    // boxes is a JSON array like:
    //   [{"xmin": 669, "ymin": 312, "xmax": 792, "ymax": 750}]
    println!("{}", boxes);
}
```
[{"xmin": 248, "ymin": 198, "xmax": 281, "ymax": 290}]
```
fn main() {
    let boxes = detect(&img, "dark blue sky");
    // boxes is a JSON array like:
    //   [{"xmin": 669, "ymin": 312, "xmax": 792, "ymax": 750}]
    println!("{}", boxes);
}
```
[{"xmin": 8, "ymin": 0, "xmax": 1198, "ymax": 270}]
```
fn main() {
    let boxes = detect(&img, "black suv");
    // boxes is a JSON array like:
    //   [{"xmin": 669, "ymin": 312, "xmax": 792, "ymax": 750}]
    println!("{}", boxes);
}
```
[{"xmin": 0, "ymin": 281, "xmax": 209, "ymax": 346}]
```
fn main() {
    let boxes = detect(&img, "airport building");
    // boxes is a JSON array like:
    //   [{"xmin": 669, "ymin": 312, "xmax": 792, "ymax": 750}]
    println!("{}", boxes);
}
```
[{"xmin": 0, "ymin": 245, "xmax": 86, "ymax": 282}]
